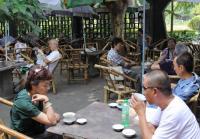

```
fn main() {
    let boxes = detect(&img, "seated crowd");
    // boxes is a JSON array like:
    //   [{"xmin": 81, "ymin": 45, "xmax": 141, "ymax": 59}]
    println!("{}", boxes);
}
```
[{"xmin": 3, "ymin": 35, "xmax": 199, "ymax": 139}]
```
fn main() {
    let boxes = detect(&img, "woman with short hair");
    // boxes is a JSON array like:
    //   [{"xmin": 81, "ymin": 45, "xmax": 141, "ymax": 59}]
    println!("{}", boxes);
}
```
[{"xmin": 10, "ymin": 65, "xmax": 60, "ymax": 138}]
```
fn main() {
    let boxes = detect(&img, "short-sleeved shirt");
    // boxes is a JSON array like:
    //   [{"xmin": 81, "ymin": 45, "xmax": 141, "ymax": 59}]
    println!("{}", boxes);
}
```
[
  {"xmin": 107, "ymin": 48, "xmax": 131, "ymax": 74},
  {"xmin": 152, "ymin": 96, "xmax": 200, "ymax": 139},
  {"xmin": 173, "ymin": 73, "xmax": 200, "ymax": 101},
  {"xmin": 36, "ymin": 50, "xmax": 61, "ymax": 73},
  {"xmin": 10, "ymin": 89, "xmax": 45, "ymax": 136}
]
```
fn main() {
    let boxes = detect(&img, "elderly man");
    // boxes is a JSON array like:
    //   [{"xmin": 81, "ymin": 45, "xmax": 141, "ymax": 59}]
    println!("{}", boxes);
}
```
[
  {"xmin": 131, "ymin": 70, "xmax": 200, "ymax": 139},
  {"xmin": 36, "ymin": 39, "xmax": 62, "ymax": 73},
  {"xmin": 173, "ymin": 52, "xmax": 200, "ymax": 101}
]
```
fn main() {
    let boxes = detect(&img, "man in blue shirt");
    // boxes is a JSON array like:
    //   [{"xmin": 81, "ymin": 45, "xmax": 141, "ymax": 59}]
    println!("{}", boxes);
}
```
[{"xmin": 172, "ymin": 52, "xmax": 200, "ymax": 101}]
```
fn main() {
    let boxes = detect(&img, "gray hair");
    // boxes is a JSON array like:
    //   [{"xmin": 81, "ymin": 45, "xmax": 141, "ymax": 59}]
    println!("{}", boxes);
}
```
[
  {"xmin": 145, "ymin": 70, "xmax": 172, "ymax": 96},
  {"xmin": 174, "ymin": 43, "xmax": 188, "ymax": 57}
]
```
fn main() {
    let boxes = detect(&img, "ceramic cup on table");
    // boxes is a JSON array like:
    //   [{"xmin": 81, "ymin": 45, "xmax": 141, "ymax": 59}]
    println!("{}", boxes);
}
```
[{"xmin": 63, "ymin": 112, "xmax": 76, "ymax": 124}]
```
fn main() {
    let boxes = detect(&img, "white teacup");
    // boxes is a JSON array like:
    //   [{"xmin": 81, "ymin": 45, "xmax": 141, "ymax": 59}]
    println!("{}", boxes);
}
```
[
  {"xmin": 63, "ymin": 112, "xmax": 76, "ymax": 124},
  {"xmin": 132, "ymin": 93, "xmax": 146, "ymax": 102}
]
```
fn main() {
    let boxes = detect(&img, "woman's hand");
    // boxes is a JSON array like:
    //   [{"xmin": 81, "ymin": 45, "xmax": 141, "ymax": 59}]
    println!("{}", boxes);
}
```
[{"xmin": 32, "ymin": 94, "xmax": 49, "ymax": 103}]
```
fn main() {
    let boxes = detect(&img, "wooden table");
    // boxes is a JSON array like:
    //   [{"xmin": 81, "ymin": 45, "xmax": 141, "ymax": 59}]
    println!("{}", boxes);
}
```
[{"xmin": 47, "ymin": 102, "xmax": 141, "ymax": 139}]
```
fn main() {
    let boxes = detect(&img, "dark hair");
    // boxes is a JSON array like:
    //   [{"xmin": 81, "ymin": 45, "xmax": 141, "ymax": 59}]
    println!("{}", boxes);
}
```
[
  {"xmin": 145, "ymin": 70, "xmax": 172, "ymax": 96},
  {"xmin": 111, "ymin": 37, "xmax": 124, "ymax": 48},
  {"xmin": 168, "ymin": 37, "xmax": 176, "ymax": 44},
  {"xmin": 176, "ymin": 52, "xmax": 193, "ymax": 73},
  {"xmin": 25, "ymin": 65, "xmax": 52, "ymax": 91}
]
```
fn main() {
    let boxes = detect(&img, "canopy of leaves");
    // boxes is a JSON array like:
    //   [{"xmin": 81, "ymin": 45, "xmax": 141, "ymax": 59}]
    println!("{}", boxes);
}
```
[
  {"xmin": 0, "ymin": 0, "xmax": 45, "ymax": 34},
  {"xmin": 189, "ymin": 15, "xmax": 200, "ymax": 31}
]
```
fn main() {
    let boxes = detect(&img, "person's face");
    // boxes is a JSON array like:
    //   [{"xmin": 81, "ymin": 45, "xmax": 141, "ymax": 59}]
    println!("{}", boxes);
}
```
[
  {"xmin": 167, "ymin": 39, "xmax": 176, "ymax": 49},
  {"xmin": 34, "ymin": 80, "xmax": 50, "ymax": 95},
  {"xmin": 48, "ymin": 41, "xmax": 57, "ymax": 51},
  {"xmin": 173, "ymin": 57, "xmax": 183, "ymax": 76},
  {"xmin": 143, "ymin": 77, "xmax": 156, "ymax": 104},
  {"xmin": 115, "ymin": 43, "xmax": 124, "ymax": 52}
]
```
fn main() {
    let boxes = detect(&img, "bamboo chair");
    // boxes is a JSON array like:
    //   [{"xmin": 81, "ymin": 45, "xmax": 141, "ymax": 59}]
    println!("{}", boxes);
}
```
[
  {"xmin": 66, "ymin": 49, "xmax": 88, "ymax": 83},
  {"xmin": 59, "ymin": 44, "xmax": 73, "ymax": 74},
  {"xmin": 0, "ymin": 97, "xmax": 32, "ymax": 139},
  {"xmin": 14, "ymin": 47, "xmax": 32, "ymax": 59},
  {"xmin": 94, "ymin": 64, "xmax": 136, "ymax": 103},
  {"xmin": 48, "ymin": 58, "xmax": 61, "ymax": 94},
  {"xmin": 169, "ymin": 75, "xmax": 180, "ymax": 84},
  {"xmin": 186, "ymin": 90, "xmax": 200, "ymax": 122},
  {"xmin": 145, "ymin": 49, "xmax": 161, "ymax": 61}
]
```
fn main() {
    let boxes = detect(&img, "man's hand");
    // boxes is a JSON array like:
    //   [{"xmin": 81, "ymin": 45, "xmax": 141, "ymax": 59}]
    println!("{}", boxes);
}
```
[
  {"xmin": 32, "ymin": 94, "xmax": 49, "ymax": 103},
  {"xmin": 130, "ymin": 96, "xmax": 146, "ymax": 117}
]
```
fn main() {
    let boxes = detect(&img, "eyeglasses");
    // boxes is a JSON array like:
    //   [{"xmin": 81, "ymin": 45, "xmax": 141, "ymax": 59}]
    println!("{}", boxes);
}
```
[{"xmin": 142, "ymin": 86, "xmax": 154, "ymax": 90}]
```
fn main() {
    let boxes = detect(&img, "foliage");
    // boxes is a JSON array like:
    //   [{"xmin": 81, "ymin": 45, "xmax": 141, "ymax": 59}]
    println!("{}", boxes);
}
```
[
  {"xmin": 192, "ymin": 4, "xmax": 200, "ymax": 15},
  {"xmin": 165, "ymin": 2, "xmax": 194, "ymax": 16},
  {"xmin": 188, "ymin": 15, "xmax": 200, "ymax": 31},
  {"xmin": 0, "ymin": 0, "xmax": 45, "ymax": 34},
  {"xmin": 168, "ymin": 30, "xmax": 199, "ymax": 42}
]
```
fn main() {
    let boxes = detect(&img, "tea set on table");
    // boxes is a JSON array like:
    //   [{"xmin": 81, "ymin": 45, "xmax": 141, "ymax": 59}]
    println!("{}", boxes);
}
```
[
  {"xmin": 62, "ymin": 112, "xmax": 87, "ymax": 125},
  {"xmin": 108, "ymin": 93, "xmax": 146, "ymax": 138}
]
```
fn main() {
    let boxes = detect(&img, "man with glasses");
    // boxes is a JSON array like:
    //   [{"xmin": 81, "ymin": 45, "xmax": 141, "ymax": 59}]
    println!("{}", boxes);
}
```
[{"xmin": 131, "ymin": 70, "xmax": 200, "ymax": 139}]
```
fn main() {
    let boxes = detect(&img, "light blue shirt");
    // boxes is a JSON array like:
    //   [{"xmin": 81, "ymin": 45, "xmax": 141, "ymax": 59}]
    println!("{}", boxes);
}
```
[
  {"xmin": 107, "ymin": 48, "xmax": 131, "ymax": 74},
  {"xmin": 172, "ymin": 73, "xmax": 200, "ymax": 101}
]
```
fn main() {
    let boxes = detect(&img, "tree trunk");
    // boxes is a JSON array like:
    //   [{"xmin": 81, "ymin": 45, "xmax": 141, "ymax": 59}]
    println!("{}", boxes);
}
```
[
  {"xmin": 106, "ymin": 0, "xmax": 128, "ymax": 39},
  {"xmin": 148, "ymin": 0, "xmax": 171, "ymax": 42}
]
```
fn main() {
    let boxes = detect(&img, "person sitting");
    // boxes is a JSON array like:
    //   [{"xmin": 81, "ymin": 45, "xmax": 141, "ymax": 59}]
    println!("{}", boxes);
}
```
[
  {"xmin": 107, "ymin": 37, "xmax": 141, "ymax": 91},
  {"xmin": 107, "ymin": 37, "xmax": 135, "ymax": 76},
  {"xmin": 172, "ymin": 52, "xmax": 200, "ymax": 102},
  {"xmin": 10, "ymin": 65, "xmax": 60, "ymax": 138},
  {"xmin": 137, "ymin": 28, "xmax": 152, "ymax": 50},
  {"xmin": 151, "ymin": 40, "xmax": 188, "ymax": 75},
  {"xmin": 36, "ymin": 39, "xmax": 62, "ymax": 73},
  {"xmin": 14, "ymin": 37, "xmax": 28, "ymax": 60},
  {"xmin": 131, "ymin": 70, "xmax": 200, "ymax": 139}
]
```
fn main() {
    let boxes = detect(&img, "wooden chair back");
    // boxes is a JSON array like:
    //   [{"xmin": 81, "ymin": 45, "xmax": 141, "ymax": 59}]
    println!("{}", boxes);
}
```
[{"xmin": 0, "ymin": 97, "xmax": 32, "ymax": 139}]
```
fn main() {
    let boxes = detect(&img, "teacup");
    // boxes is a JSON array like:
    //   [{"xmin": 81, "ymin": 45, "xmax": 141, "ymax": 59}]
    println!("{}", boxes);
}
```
[{"xmin": 132, "ymin": 93, "xmax": 146, "ymax": 102}]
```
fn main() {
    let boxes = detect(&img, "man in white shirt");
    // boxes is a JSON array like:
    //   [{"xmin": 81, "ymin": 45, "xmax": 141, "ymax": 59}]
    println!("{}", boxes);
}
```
[
  {"xmin": 131, "ymin": 70, "xmax": 200, "ymax": 139},
  {"xmin": 36, "ymin": 39, "xmax": 61, "ymax": 73}
]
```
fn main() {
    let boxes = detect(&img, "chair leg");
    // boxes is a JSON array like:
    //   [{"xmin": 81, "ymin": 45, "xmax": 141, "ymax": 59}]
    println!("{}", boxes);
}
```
[
  {"xmin": 104, "ymin": 89, "xmax": 108, "ymax": 103},
  {"xmin": 52, "ymin": 80, "xmax": 56, "ymax": 94},
  {"xmin": 84, "ymin": 68, "xmax": 88, "ymax": 81},
  {"xmin": 118, "ymin": 94, "xmax": 121, "ymax": 100},
  {"xmin": 67, "ymin": 69, "xmax": 70, "ymax": 83}
]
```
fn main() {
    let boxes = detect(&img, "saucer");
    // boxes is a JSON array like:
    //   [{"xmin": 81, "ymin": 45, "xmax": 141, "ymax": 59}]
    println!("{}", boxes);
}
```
[
  {"xmin": 63, "ymin": 118, "xmax": 76, "ymax": 125},
  {"xmin": 108, "ymin": 103, "xmax": 118, "ymax": 108},
  {"xmin": 76, "ymin": 118, "xmax": 87, "ymax": 125},
  {"xmin": 122, "ymin": 129, "xmax": 136, "ymax": 137},
  {"xmin": 112, "ymin": 124, "xmax": 124, "ymax": 132}
]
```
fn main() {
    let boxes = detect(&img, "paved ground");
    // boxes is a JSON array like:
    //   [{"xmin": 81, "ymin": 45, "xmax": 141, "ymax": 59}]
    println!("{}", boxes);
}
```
[{"xmin": 0, "ymin": 68, "xmax": 105, "ymax": 126}]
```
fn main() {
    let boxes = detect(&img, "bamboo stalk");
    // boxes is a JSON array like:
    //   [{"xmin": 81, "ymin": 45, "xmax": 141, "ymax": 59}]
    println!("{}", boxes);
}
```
[
  {"xmin": 0, "ymin": 97, "xmax": 13, "ymax": 107},
  {"xmin": 0, "ymin": 124, "xmax": 32, "ymax": 139}
]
